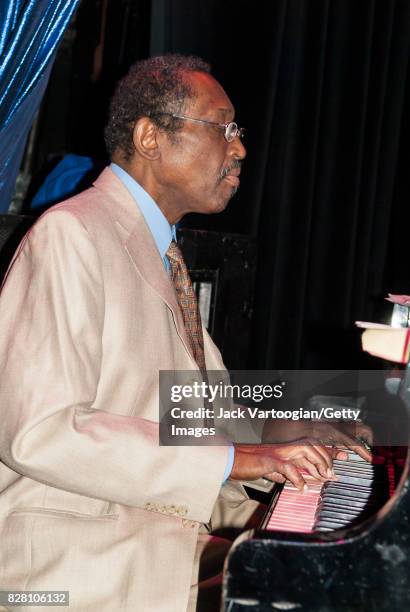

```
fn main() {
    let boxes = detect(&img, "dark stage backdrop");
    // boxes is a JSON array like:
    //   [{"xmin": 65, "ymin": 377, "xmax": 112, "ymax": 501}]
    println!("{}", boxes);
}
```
[
  {"xmin": 25, "ymin": 0, "xmax": 410, "ymax": 370},
  {"xmin": 151, "ymin": 0, "xmax": 410, "ymax": 369}
]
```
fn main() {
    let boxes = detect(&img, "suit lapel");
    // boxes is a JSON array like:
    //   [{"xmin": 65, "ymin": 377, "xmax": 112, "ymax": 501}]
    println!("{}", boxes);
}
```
[
  {"xmin": 124, "ymin": 224, "xmax": 194, "ymax": 355},
  {"xmin": 93, "ymin": 167, "xmax": 197, "ymax": 366}
]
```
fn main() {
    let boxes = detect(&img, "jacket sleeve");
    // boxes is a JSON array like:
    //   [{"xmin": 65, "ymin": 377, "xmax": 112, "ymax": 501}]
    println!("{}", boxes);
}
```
[{"xmin": 0, "ymin": 208, "xmax": 228, "ymax": 522}]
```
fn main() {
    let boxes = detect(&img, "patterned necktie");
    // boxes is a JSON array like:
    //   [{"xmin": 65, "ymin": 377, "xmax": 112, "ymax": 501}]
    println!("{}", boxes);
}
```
[{"xmin": 166, "ymin": 241, "xmax": 206, "ymax": 370}]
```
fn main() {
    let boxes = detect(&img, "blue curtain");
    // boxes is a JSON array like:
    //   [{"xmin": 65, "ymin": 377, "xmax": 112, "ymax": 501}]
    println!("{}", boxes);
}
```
[{"xmin": 0, "ymin": 0, "xmax": 81, "ymax": 213}]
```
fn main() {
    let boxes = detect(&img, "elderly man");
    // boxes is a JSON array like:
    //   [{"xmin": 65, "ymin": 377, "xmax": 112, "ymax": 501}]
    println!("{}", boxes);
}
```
[{"xmin": 0, "ymin": 55, "xmax": 366, "ymax": 611}]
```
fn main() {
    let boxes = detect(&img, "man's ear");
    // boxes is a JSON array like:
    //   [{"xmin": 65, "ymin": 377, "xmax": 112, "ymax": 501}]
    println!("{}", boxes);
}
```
[{"xmin": 132, "ymin": 117, "xmax": 161, "ymax": 160}]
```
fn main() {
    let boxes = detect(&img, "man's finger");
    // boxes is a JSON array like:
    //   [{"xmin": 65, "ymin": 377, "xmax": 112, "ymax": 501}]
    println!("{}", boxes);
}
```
[
  {"xmin": 298, "ymin": 458, "xmax": 329, "ymax": 482},
  {"xmin": 327, "ymin": 446, "xmax": 349, "ymax": 461},
  {"xmin": 338, "ymin": 434, "xmax": 372, "ymax": 462},
  {"xmin": 356, "ymin": 424, "xmax": 374, "ymax": 445},
  {"xmin": 301, "ymin": 442, "xmax": 333, "ymax": 473},
  {"xmin": 308, "ymin": 441, "xmax": 335, "ymax": 471},
  {"xmin": 281, "ymin": 462, "xmax": 307, "ymax": 491},
  {"xmin": 264, "ymin": 471, "xmax": 286, "ymax": 484},
  {"xmin": 336, "ymin": 449, "xmax": 348, "ymax": 460}
]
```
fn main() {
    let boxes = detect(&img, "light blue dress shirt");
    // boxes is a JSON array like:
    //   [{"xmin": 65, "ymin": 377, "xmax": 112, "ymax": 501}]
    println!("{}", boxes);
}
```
[{"xmin": 110, "ymin": 163, "xmax": 234, "ymax": 482}]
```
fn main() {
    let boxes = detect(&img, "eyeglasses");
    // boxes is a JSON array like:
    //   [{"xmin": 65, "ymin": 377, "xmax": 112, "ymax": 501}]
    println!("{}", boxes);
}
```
[{"xmin": 157, "ymin": 112, "xmax": 245, "ymax": 143}]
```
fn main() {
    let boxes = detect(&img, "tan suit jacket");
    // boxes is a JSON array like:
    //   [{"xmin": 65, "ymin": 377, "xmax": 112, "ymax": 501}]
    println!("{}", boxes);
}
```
[{"xmin": 0, "ymin": 168, "xmax": 232, "ymax": 611}]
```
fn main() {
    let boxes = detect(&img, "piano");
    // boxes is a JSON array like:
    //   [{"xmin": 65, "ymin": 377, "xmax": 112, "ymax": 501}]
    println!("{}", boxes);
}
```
[{"xmin": 222, "ymin": 368, "xmax": 410, "ymax": 611}]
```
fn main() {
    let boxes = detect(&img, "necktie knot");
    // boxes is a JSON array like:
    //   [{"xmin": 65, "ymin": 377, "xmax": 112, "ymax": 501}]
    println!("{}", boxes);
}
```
[
  {"xmin": 166, "ymin": 241, "xmax": 185, "ymax": 280},
  {"xmin": 166, "ymin": 240, "xmax": 183, "ymax": 262}
]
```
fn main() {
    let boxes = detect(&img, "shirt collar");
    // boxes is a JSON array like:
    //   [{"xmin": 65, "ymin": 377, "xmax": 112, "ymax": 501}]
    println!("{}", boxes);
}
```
[{"xmin": 110, "ymin": 162, "xmax": 176, "ymax": 258}]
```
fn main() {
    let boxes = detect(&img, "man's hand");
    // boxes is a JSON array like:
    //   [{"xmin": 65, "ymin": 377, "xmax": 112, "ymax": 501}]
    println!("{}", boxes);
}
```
[
  {"xmin": 310, "ymin": 421, "xmax": 373, "ymax": 462},
  {"xmin": 262, "ymin": 419, "xmax": 373, "ymax": 463},
  {"xmin": 229, "ymin": 441, "xmax": 344, "ymax": 490}
]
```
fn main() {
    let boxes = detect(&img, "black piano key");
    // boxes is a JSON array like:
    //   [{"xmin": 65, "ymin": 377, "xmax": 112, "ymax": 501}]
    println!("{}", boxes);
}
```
[
  {"xmin": 321, "ymin": 500, "xmax": 368, "ymax": 513},
  {"xmin": 333, "ymin": 466, "xmax": 375, "ymax": 477},
  {"xmin": 333, "ymin": 460, "xmax": 374, "ymax": 470},
  {"xmin": 325, "ymin": 485, "xmax": 372, "ymax": 499},
  {"xmin": 319, "ymin": 510, "xmax": 359, "ymax": 522},
  {"xmin": 333, "ymin": 474, "xmax": 374, "ymax": 482},
  {"xmin": 324, "ymin": 484, "xmax": 385, "ymax": 499},
  {"xmin": 316, "ymin": 526, "xmax": 333, "ymax": 532},
  {"xmin": 315, "ymin": 519, "xmax": 348, "ymax": 529},
  {"xmin": 333, "ymin": 468, "xmax": 374, "ymax": 478},
  {"xmin": 324, "ymin": 495, "xmax": 371, "ymax": 506}
]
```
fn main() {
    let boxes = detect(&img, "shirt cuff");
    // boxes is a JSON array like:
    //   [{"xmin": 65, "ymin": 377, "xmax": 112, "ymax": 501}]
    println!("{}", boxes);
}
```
[{"xmin": 222, "ymin": 445, "xmax": 235, "ymax": 482}]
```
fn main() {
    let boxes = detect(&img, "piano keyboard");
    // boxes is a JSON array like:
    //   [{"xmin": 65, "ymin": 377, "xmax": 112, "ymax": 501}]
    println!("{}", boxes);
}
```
[{"xmin": 264, "ymin": 450, "xmax": 391, "ymax": 533}]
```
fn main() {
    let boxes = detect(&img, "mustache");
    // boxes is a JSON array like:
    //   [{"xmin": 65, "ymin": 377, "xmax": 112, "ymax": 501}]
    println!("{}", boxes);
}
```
[{"xmin": 219, "ymin": 160, "xmax": 243, "ymax": 181}]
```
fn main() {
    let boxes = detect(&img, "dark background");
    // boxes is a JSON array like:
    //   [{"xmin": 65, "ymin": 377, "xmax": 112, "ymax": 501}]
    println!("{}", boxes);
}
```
[{"xmin": 20, "ymin": 0, "xmax": 410, "ymax": 370}]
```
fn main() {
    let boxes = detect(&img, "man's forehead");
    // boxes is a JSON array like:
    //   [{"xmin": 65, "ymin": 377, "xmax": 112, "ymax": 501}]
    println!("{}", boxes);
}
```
[{"xmin": 185, "ymin": 71, "xmax": 234, "ymax": 119}]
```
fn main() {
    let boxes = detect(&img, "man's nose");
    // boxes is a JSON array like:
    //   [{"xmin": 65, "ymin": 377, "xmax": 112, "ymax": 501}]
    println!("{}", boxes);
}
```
[{"xmin": 230, "ymin": 136, "xmax": 246, "ymax": 160}]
